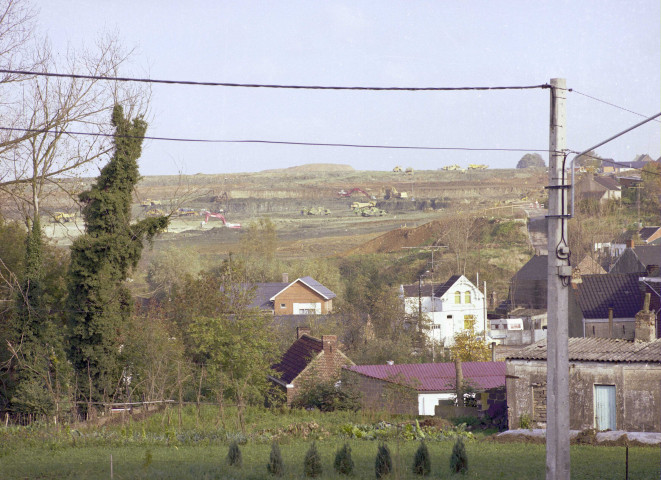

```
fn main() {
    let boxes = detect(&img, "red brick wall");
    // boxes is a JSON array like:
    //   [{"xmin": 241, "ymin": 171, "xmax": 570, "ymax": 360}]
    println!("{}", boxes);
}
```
[{"xmin": 287, "ymin": 338, "xmax": 352, "ymax": 405}]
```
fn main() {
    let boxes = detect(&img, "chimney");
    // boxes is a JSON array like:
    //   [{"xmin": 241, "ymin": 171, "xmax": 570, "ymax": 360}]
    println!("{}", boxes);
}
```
[
  {"xmin": 321, "ymin": 335, "xmax": 337, "ymax": 354},
  {"xmin": 491, "ymin": 342, "xmax": 497, "ymax": 362},
  {"xmin": 282, "ymin": 272, "xmax": 289, "ymax": 283},
  {"xmin": 645, "ymin": 265, "xmax": 660, "ymax": 277},
  {"xmin": 635, "ymin": 293, "xmax": 656, "ymax": 342},
  {"xmin": 627, "ymin": 239, "xmax": 635, "ymax": 249},
  {"xmin": 296, "ymin": 326, "xmax": 311, "ymax": 339},
  {"xmin": 608, "ymin": 308, "xmax": 613, "ymax": 338}
]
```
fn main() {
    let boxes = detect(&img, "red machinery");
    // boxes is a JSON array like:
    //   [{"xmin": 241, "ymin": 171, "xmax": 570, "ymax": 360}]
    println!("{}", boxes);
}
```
[{"xmin": 202, "ymin": 211, "xmax": 241, "ymax": 228}]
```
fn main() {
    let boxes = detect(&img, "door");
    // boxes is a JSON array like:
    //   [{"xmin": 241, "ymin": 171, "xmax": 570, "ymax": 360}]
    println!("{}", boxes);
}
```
[{"xmin": 594, "ymin": 385, "xmax": 616, "ymax": 430}]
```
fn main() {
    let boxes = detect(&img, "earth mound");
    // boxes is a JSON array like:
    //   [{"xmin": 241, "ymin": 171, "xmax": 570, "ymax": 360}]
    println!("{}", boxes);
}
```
[{"xmin": 261, "ymin": 163, "xmax": 355, "ymax": 173}]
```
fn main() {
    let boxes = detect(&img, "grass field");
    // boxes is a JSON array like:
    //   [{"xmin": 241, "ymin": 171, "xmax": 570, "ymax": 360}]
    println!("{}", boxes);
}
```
[{"xmin": 0, "ymin": 407, "xmax": 659, "ymax": 479}]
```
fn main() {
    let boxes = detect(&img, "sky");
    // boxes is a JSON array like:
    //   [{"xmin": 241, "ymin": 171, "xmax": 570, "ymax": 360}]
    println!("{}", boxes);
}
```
[{"xmin": 37, "ymin": 1, "xmax": 660, "ymax": 176}]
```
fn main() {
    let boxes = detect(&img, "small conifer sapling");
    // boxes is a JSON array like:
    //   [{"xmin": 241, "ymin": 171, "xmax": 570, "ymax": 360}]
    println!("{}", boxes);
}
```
[
  {"xmin": 227, "ymin": 440, "xmax": 242, "ymax": 467},
  {"xmin": 412, "ymin": 441, "xmax": 431, "ymax": 476},
  {"xmin": 267, "ymin": 441, "xmax": 284, "ymax": 477},
  {"xmin": 450, "ymin": 437, "xmax": 468, "ymax": 474},
  {"xmin": 303, "ymin": 441, "xmax": 323, "ymax": 478},
  {"xmin": 375, "ymin": 443, "xmax": 393, "ymax": 479},
  {"xmin": 334, "ymin": 442, "xmax": 354, "ymax": 475}
]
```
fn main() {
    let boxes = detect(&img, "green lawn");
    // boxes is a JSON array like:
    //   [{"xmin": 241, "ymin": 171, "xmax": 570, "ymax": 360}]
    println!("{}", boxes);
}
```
[
  {"xmin": 0, "ymin": 407, "xmax": 658, "ymax": 479},
  {"xmin": 1, "ymin": 439, "xmax": 659, "ymax": 479}
]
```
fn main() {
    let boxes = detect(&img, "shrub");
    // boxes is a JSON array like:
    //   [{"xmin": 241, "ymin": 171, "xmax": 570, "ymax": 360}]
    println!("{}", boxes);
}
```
[
  {"xmin": 303, "ymin": 441, "xmax": 323, "ymax": 477},
  {"xmin": 450, "ymin": 437, "xmax": 468, "ymax": 474},
  {"xmin": 292, "ymin": 378, "xmax": 361, "ymax": 412},
  {"xmin": 227, "ymin": 440, "xmax": 242, "ymax": 467},
  {"xmin": 519, "ymin": 413, "xmax": 533, "ymax": 430},
  {"xmin": 334, "ymin": 442, "xmax": 354, "ymax": 475},
  {"xmin": 266, "ymin": 441, "xmax": 284, "ymax": 476},
  {"xmin": 412, "ymin": 441, "xmax": 431, "ymax": 476},
  {"xmin": 375, "ymin": 443, "xmax": 393, "ymax": 479}
]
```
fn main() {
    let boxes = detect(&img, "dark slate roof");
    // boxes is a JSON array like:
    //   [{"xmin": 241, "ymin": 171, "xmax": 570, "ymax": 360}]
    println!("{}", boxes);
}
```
[
  {"xmin": 248, "ymin": 283, "xmax": 288, "ymax": 309},
  {"xmin": 248, "ymin": 276, "xmax": 337, "ymax": 309},
  {"xmin": 402, "ymin": 275, "xmax": 463, "ymax": 298},
  {"xmin": 573, "ymin": 273, "xmax": 643, "ymax": 319},
  {"xmin": 594, "ymin": 176, "xmax": 621, "ymax": 190},
  {"xmin": 639, "ymin": 227, "xmax": 661, "ymax": 242},
  {"xmin": 512, "ymin": 255, "xmax": 548, "ymax": 282},
  {"xmin": 272, "ymin": 334, "xmax": 323, "ymax": 384},
  {"xmin": 507, "ymin": 337, "xmax": 661, "ymax": 363},
  {"xmin": 632, "ymin": 245, "xmax": 661, "ymax": 267},
  {"xmin": 296, "ymin": 276, "xmax": 337, "ymax": 300},
  {"xmin": 345, "ymin": 361, "xmax": 505, "ymax": 392}
]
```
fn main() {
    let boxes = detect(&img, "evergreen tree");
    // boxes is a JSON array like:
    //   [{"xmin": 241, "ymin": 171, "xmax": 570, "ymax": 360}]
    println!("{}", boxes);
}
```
[
  {"xmin": 227, "ymin": 440, "xmax": 242, "ymax": 467},
  {"xmin": 8, "ymin": 217, "xmax": 69, "ymax": 416},
  {"xmin": 303, "ymin": 441, "xmax": 323, "ymax": 477},
  {"xmin": 450, "ymin": 437, "xmax": 468, "ymax": 474},
  {"xmin": 333, "ymin": 442, "xmax": 354, "ymax": 475},
  {"xmin": 375, "ymin": 443, "xmax": 393, "ymax": 479},
  {"xmin": 67, "ymin": 105, "xmax": 168, "ymax": 406},
  {"xmin": 412, "ymin": 441, "xmax": 431, "ymax": 476},
  {"xmin": 266, "ymin": 441, "xmax": 284, "ymax": 476}
]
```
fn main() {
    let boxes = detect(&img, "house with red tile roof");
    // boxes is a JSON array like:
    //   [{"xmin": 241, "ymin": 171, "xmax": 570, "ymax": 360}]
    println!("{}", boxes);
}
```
[
  {"xmin": 344, "ymin": 361, "xmax": 505, "ymax": 415},
  {"xmin": 269, "ymin": 327, "xmax": 353, "ymax": 406}
]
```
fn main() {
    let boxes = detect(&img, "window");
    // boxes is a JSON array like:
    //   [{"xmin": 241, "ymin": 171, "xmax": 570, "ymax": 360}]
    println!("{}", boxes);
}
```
[
  {"xmin": 455, "ymin": 291, "xmax": 461, "ymax": 304},
  {"xmin": 464, "ymin": 315, "xmax": 476, "ymax": 330},
  {"xmin": 465, "ymin": 291, "xmax": 471, "ymax": 303},
  {"xmin": 447, "ymin": 314, "xmax": 453, "ymax": 320},
  {"xmin": 280, "ymin": 303, "xmax": 286, "ymax": 309}
]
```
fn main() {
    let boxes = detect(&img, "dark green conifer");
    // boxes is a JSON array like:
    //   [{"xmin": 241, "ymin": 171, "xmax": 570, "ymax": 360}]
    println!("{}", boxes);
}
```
[
  {"xmin": 334, "ymin": 442, "xmax": 354, "ymax": 475},
  {"xmin": 303, "ymin": 441, "xmax": 322, "ymax": 477},
  {"xmin": 412, "ymin": 441, "xmax": 431, "ymax": 476},
  {"xmin": 67, "ymin": 104, "xmax": 168, "ymax": 405},
  {"xmin": 227, "ymin": 440, "xmax": 242, "ymax": 467},
  {"xmin": 450, "ymin": 437, "xmax": 468, "ymax": 474},
  {"xmin": 375, "ymin": 443, "xmax": 392, "ymax": 479},
  {"xmin": 266, "ymin": 441, "xmax": 284, "ymax": 476}
]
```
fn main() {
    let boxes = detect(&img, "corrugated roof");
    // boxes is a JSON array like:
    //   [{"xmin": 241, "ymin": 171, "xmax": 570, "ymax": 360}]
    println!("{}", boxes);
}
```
[
  {"xmin": 272, "ymin": 334, "xmax": 323, "ymax": 384},
  {"xmin": 345, "ymin": 361, "xmax": 505, "ymax": 392},
  {"xmin": 507, "ymin": 337, "xmax": 661, "ymax": 363},
  {"xmin": 574, "ymin": 273, "xmax": 643, "ymax": 319}
]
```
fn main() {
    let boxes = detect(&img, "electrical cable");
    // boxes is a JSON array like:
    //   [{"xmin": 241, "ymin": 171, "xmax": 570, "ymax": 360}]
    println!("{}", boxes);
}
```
[
  {"xmin": 567, "ymin": 150, "xmax": 661, "ymax": 177},
  {"xmin": 0, "ymin": 69, "xmax": 551, "ymax": 91},
  {"xmin": 569, "ymin": 89, "xmax": 661, "ymax": 123},
  {"xmin": 0, "ymin": 126, "xmax": 556, "ymax": 153}
]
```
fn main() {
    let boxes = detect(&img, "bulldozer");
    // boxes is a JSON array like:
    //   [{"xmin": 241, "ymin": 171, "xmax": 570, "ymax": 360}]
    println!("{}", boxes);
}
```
[
  {"xmin": 384, "ymin": 187, "xmax": 408, "ymax": 200},
  {"xmin": 52, "ymin": 212, "xmax": 75, "ymax": 223},
  {"xmin": 355, "ymin": 206, "xmax": 387, "ymax": 217},
  {"xmin": 468, "ymin": 164, "xmax": 489, "ymax": 170},
  {"xmin": 350, "ymin": 201, "xmax": 376, "ymax": 210},
  {"xmin": 392, "ymin": 165, "xmax": 403, "ymax": 173},
  {"xmin": 301, "ymin": 207, "xmax": 331, "ymax": 215},
  {"xmin": 405, "ymin": 167, "xmax": 414, "ymax": 175}
]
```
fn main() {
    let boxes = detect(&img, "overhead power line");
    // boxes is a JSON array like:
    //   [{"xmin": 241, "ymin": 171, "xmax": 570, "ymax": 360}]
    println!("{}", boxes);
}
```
[
  {"xmin": 569, "ymin": 89, "xmax": 661, "ymax": 123},
  {"xmin": 0, "ymin": 126, "xmax": 554, "ymax": 153},
  {"xmin": 0, "ymin": 69, "xmax": 551, "ymax": 91}
]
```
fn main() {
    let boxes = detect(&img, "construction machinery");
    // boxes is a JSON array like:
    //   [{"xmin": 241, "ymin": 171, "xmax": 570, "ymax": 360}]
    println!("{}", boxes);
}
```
[
  {"xmin": 201, "ymin": 211, "xmax": 241, "ymax": 228},
  {"xmin": 337, "ymin": 188, "xmax": 376, "ymax": 199},
  {"xmin": 384, "ymin": 187, "xmax": 408, "ymax": 200},
  {"xmin": 355, "ymin": 206, "xmax": 387, "ymax": 216},
  {"xmin": 145, "ymin": 208, "xmax": 167, "ymax": 217},
  {"xmin": 468, "ymin": 164, "xmax": 489, "ymax": 170},
  {"xmin": 175, "ymin": 207, "xmax": 198, "ymax": 217},
  {"xmin": 392, "ymin": 165, "xmax": 403, "ymax": 173},
  {"xmin": 52, "ymin": 212, "xmax": 75, "ymax": 223},
  {"xmin": 442, "ymin": 164, "xmax": 466, "ymax": 172},
  {"xmin": 140, "ymin": 199, "xmax": 161, "ymax": 208},
  {"xmin": 405, "ymin": 167, "xmax": 414, "ymax": 175},
  {"xmin": 301, "ymin": 207, "xmax": 331, "ymax": 215},
  {"xmin": 350, "ymin": 200, "xmax": 376, "ymax": 210}
]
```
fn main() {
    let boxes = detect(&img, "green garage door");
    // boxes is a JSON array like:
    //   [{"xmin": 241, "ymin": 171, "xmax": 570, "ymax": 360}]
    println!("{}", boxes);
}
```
[{"xmin": 594, "ymin": 385, "xmax": 616, "ymax": 431}]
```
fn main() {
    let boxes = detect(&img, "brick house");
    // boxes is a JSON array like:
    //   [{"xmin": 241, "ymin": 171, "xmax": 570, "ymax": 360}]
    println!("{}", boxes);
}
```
[
  {"xmin": 269, "ymin": 327, "xmax": 353, "ymax": 406},
  {"xmin": 249, "ymin": 274, "xmax": 336, "ymax": 315},
  {"xmin": 344, "ymin": 361, "xmax": 505, "ymax": 416},
  {"xmin": 506, "ymin": 303, "xmax": 661, "ymax": 432}
]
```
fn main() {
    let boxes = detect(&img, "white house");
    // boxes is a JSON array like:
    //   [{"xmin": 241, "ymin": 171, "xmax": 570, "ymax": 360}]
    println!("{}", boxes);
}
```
[{"xmin": 401, "ymin": 274, "xmax": 486, "ymax": 347}]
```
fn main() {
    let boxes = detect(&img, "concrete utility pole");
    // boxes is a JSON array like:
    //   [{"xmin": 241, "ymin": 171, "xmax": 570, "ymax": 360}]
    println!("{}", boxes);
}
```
[{"xmin": 546, "ymin": 78, "xmax": 570, "ymax": 480}]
